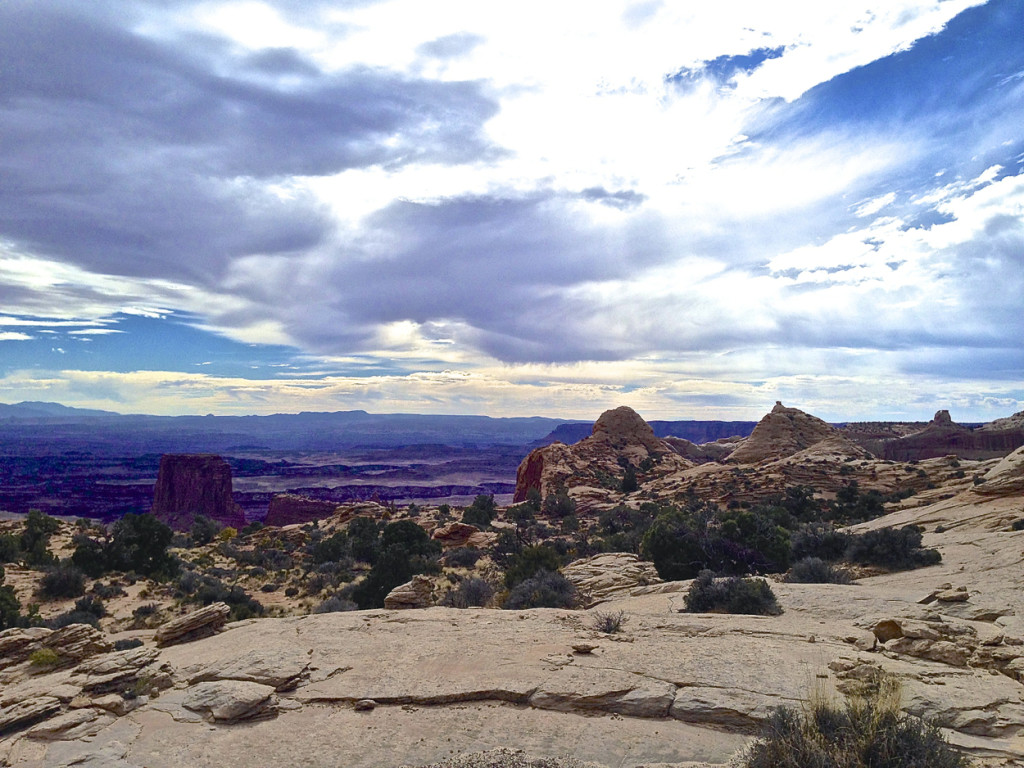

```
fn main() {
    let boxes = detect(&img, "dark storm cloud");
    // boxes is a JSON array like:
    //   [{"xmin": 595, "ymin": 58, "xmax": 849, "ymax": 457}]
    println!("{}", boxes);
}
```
[{"xmin": 0, "ymin": 2, "xmax": 499, "ymax": 284}]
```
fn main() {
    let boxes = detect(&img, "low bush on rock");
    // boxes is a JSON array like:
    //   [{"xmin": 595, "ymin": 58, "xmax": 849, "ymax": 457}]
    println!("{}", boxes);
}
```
[
  {"xmin": 683, "ymin": 570, "xmax": 782, "ymax": 615},
  {"xmin": 444, "ymin": 546, "xmax": 482, "ymax": 569},
  {"xmin": 314, "ymin": 594, "xmax": 359, "ymax": 613},
  {"xmin": 39, "ymin": 562, "xmax": 87, "ymax": 599},
  {"xmin": 739, "ymin": 679, "xmax": 971, "ymax": 768},
  {"xmin": 440, "ymin": 577, "xmax": 494, "ymax": 608},
  {"xmin": 502, "ymin": 569, "xmax": 576, "ymax": 610},
  {"xmin": 786, "ymin": 557, "xmax": 853, "ymax": 585},
  {"xmin": 591, "ymin": 610, "xmax": 626, "ymax": 633},
  {"xmin": 844, "ymin": 525, "xmax": 941, "ymax": 570}
]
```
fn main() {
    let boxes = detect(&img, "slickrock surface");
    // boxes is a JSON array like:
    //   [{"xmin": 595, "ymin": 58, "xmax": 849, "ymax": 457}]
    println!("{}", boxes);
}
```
[
  {"xmin": 150, "ymin": 454, "xmax": 245, "ymax": 530},
  {"xmin": 561, "ymin": 553, "xmax": 662, "ymax": 604}
]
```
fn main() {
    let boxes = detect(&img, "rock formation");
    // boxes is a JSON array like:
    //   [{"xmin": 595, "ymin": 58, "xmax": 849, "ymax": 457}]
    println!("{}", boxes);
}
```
[
  {"xmin": 728, "ymin": 402, "xmax": 845, "ymax": 464},
  {"xmin": 151, "ymin": 454, "xmax": 245, "ymax": 531},
  {"xmin": 384, "ymin": 575, "xmax": 434, "ymax": 610},
  {"xmin": 513, "ymin": 406, "xmax": 693, "ymax": 508},
  {"xmin": 155, "ymin": 603, "xmax": 230, "ymax": 647},
  {"xmin": 882, "ymin": 410, "xmax": 1024, "ymax": 461},
  {"xmin": 265, "ymin": 494, "xmax": 344, "ymax": 528}
]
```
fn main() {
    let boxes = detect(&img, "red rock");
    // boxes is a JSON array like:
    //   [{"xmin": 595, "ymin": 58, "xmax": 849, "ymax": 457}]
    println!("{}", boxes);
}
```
[
  {"xmin": 265, "ymin": 494, "xmax": 342, "ymax": 527},
  {"xmin": 150, "ymin": 454, "xmax": 244, "ymax": 531},
  {"xmin": 431, "ymin": 522, "xmax": 481, "ymax": 548}
]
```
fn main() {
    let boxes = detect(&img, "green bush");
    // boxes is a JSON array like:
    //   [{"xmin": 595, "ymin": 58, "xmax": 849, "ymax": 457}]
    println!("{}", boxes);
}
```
[
  {"xmin": 39, "ymin": 562, "xmax": 87, "ymax": 599},
  {"xmin": 20, "ymin": 510, "xmax": 60, "ymax": 567},
  {"xmin": 740, "ymin": 681, "xmax": 971, "ymax": 768},
  {"xmin": 542, "ymin": 491, "xmax": 577, "ymax": 518},
  {"xmin": 791, "ymin": 524, "xmax": 851, "ymax": 562},
  {"xmin": 844, "ymin": 525, "xmax": 941, "ymax": 570},
  {"xmin": 786, "ymin": 557, "xmax": 852, "ymax": 585},
  {"xmin": 440, "ymin": 577, "xmax": 494, "ymax": 608},
  {"xmin": 461, "ymin": 495, "xmax": 496, "ymax": 528},
  {"xmin": 29, "ymin": 647, "xmax": 61, "ymax": 668},
  {"xmin": 503, "ymin": 545, "xmax": 563, "ymax": 588},
  {"xmin": 502, "ymin": 569, "xmax": 576, "ymax": 610},
  {"xmin": 444, "ymin": 547, "xmax": 482, "ymax": 569},
  {"xmin": 1, "ymin": 565, "xmax": 23, "ymax": 630},
  {"xmin": 0, "ymin": 533, "xmax": 20, "ymax": 563},
  {"xmin": 345, "ymin": 520, "xmax": 441, "ymax": 609},
  {"xmin": 683, "ymin": 570, "xmax": 782, "ymax": 615},
  {"xmin": 189, "ymin": 515, "xmax": 221, "ymax": 546}
]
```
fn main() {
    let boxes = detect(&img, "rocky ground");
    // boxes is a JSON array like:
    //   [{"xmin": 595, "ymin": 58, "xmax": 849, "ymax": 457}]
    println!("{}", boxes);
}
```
[{"xmin": 3, "ymin": 404, "xmax": 1024, "ymax": 767}]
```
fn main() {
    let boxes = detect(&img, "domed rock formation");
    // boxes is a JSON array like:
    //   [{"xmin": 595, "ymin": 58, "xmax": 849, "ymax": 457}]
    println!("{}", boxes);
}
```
[
  {"xmin": 151, "ymin": 454, "xmax": 245, "ymax": 531},
  {"xmin": 513, "ymin": 406, "xmax": 693, "ymax": 507},
  {"xmin": 727, "ymin": 402, "xmax": 839, "ymax": 464}
]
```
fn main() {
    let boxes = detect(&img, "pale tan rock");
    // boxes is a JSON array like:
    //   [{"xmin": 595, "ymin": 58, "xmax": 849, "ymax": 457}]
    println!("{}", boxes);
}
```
[
  {"xmin": 182, "ymin": 680, "xmax": 278, "ymax": 723},
  {"xmin": 155, "ymin": 602, "xmax": 230, "ymax": 647},
  {"xmin": 728, "ymin": 402, "xmax": 840, "ymax": 465},
  {"xmin": 431, "ymin": 522, "xmax": 481, "ymax": 548},
  {"xmin": 562, "ymin": 553, "xmax": 662, "ymax": 603},
  {"xmin": 0, "ymin": 696, "xmax": 61, "ymax": 734},
  {"xmin": 528, "ymin": 667, "xmax": 675, "ymax": 719},
  {"xmin": 384, "ymin": 575, "xmax": 434, "ymax": 609},
  {"xmin": 184, "ymin": 647, "xmax": 309, "ymax": 691},
  {"xmin": 25, "ymin": 707, "xmax": 113, "ymax": 741}
]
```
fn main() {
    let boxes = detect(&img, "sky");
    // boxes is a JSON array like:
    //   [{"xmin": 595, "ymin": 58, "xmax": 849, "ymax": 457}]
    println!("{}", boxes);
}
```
[{"xmin": 0, "ymin": 0, "xmax": 1022, "ymax": 422}]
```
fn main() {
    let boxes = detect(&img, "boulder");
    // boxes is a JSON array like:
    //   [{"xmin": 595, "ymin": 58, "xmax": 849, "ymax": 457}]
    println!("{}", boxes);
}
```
[
  {"xmin": 0, "ymin": 696, "xmax": 61, "ymax": 735},
  {"xmin": 384, "ymin": 575, "xmax": 434, "ymax": 610},
  {"xmin": 182, "ymin": 680, "xmax": 278, "ymax": 723},
  {"xmin": 184, "ymin": 648, "xmax": 310, "ymax": 691},
  {"xmin": 431, "ymin": 522, "xmax": 481, "ymax": 548},
  {"xmin": 155, "ymin": 602, "xmax": 231, "ymax": 647},
  {"xmin": 561, "ymin": 552, "xmax": 662, "ymax": 603},
  {"xmin": 151, "ymin": 454, "xmax": 245, "ymax": 531}
]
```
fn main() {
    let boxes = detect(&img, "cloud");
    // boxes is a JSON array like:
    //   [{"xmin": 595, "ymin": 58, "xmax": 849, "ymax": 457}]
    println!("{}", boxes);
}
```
[{"xmin": 0, "ymin": 332, "xmax": 32, "ymax": 342}]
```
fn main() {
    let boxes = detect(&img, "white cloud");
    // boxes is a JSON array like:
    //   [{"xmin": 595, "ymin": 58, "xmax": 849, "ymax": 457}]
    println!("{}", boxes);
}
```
[{"xmin": 0, "ymin": 332, "xmax": 32, "ymax": 342}]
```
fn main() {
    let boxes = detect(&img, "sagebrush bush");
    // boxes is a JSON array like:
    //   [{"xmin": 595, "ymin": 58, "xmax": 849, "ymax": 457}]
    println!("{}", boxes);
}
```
[
  {"xmin": 591, "ymin": 610, "xmax": 626, "ymax": 633},
  {"xmin": 740, "ymin": 679, "xmax": 971, "ymax": 768},
  {"xmin": 440, "ymin": 577, "xmax": 494, "ymax": 608},
  {"xmin": 113, "ymin": 638, "xmax": 144, "ymax": 652},
  {"xmin": 444, "ymin": 547, "xmax": 482, "ymax": 569},
  {"xmin": 683, "ymin": 570, "xmax": 782, "ymax": 615},
  {"xmin": 786, "ymin": 557, "xmax": 853, "ymax": 585},
  {"xmin": 314, "ymin": 594, "xmax": 359, "ymax": 613},
  {"xmin": 502, "ymin": 569, "xmax": 576, "ymax": 610},
  {"xmin": 39, "ymin": 562, "xmax": 86, "ymax": 599},
  {"xmin": 791, "ymin": 524, "xmax": 851, "ymax": 562}
]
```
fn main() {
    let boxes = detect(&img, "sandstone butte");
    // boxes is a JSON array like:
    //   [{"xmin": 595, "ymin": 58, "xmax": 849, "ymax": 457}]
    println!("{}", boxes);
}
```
[
  {"xmin": 150, "ymin": 454, "xmax": 245, "ymax": 531},
  {"xmin": 4, "ymin": 403, "xmax": 1024, "ymax": 767}
]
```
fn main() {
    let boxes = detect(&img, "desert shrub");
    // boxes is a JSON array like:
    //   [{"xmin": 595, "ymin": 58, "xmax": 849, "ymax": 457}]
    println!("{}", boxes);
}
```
[
  {"xmin": 503, "ymin": 570, "xmax": 576, "ymax": 610},
  {"xmin": 440, "ymin": 577, "xmax": 494, "ymax": 608},
  {"xmin": 29, "ymin": 647, "xmax": 61, "ymax": 668},
  {"xmin": 844, "ymin": 525, "xmax": 941, "ymax": 570},
  {"xmin": 20, "ymin": 509, "xmax": 60, "ymax": 567},
  {"xmin": 542, "ymin": 491, "xmax": 577, "ymax": 518},
  {"xmin": 1012, "ymin": 519, "xmax": 1024, "ymax": 532},
  {"xmin": 309, "ymin": 531, "xmax": 351, "ymax": 565},
  {"xmin": 594, "ymin": 504, "xmax": 656, "ymax": 554},
  {"xmin": 683, "ymin": 570, "xmax": 782, "ymax": 615},
  {"xmin": 73, "ymin": 513, "xmax": 177, "ymax": 580},
  {"xmin": 739, "ymin": 680, "xmax": 971, "ymax": 768},
  {"xmin": 461, "ymin": 495, "xmax": 496, "ymax": 528},
  {"xmin": 347, "ymin": 517, "xmax": 381, "ymax": 564},
  {"xmin": 113, "ymin": 638, "xmax": 144, "ymax": 651},
  {"xmin": 217, "ymin": 527, "xmax": 237, "ymax": 541},
  {"xmin": 620, "ymin": 465, "xmax": 639, "ymax": 494},
  {"xmin": 791, "ymin": 524, "xmax": 851, "ymax": 562},
  {"xmin": 591, "ymin": 610, "xmax": 626, "ymax": 634},
  {"xmin": 0, "ymin": 566, "xmax": 23, "ymax": 630},
  {"xmin": 786, "ymin": 557, "xmax": 852, "ymax": 585},
  {"xmin": 133, "ymin": 603, "xmax": 159, "ymax": 618},
  {"xmin": 189, "ymin": 515, "xmax": 221, "ymax": 546},
  {"xmin": 444, "ymin": 547, "xmax": 482, "ymax": 569},
  {"xmin": 90, "ymin": 581, "xmax": 126, "ymax": 599},
  {"xmin": 504, "ymin": 544, "xmax": 563, "ymax": 588},
  {"xmin": 39, "ymin": 562, "xmax": 86, "ymax": 599},
  {"xmin": 284, "ymin": 586, "xmax": 299, "ymax": 597},
  {"xmin": 831, "ymin": 481, "xmax": 886, "ymax": 523},
  {"xmin": 346, "ymin": 520, "xmax": 441, "ymax": 610},
  {"xmin": 0, "ymin": 533, "xmax": 20, "ymax": 563},
  {"xmin": 313, "ymin": 594, "xmax": 358, "ymax": 613},
  {"xmin": 260, "ymin": 583, "xmax": 280, "ymax": 593},
  {"xmin": 177, "ymin": 572, "xmax": 264, "ymax": 621}
]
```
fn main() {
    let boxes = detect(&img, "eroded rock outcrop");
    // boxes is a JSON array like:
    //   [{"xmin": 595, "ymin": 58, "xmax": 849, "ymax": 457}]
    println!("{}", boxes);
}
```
[
  {"xmin": 728, "ymin": 402, "xmax": 840, "ymax": 464},
  {"xmin": 513, "ymin": 406, "xmax": 693, "ymax": 508},
  {"xmin": 151, "ymin": 454, "xmax": 245, "ymax": 531},
  {"xmin": 155, "ymin": 603, "xmax": 231, "ymax": 647},
  {"xmin": 265, "ymin": 494, "xmax": 344, "ymax": 528},
  {"xmin": 384, "ymin": 575, "xmax": 434, "ymax": 610},
  {"xmin": 561, "ymin": 553, "xmax": 662, "ymax": 604},
  {"xmin": 882, "ymin": 410, "xmax": 1024, "ymax": 461}
]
